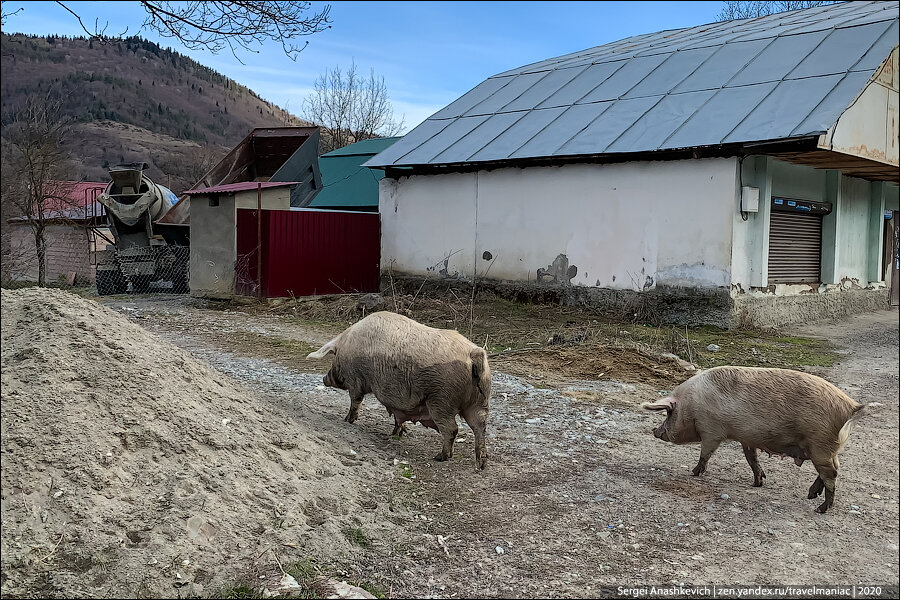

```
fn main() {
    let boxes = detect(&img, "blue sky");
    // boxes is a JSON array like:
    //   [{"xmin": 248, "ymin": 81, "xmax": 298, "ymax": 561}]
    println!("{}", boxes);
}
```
[{"xmin": 1, "ymin": 1, "xmax": 724, "ymax": 132}]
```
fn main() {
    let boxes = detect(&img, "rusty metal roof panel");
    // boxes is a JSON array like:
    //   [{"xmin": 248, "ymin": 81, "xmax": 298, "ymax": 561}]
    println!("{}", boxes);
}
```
[{"xmin": 366, "ymin": 1, "xmax": 898, "ymax": 168}]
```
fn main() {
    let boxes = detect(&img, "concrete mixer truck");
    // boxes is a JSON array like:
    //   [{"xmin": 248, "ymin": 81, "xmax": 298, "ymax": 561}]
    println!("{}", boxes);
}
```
[{"xmin": 95, "ymin": 163, "xmax": 189, "ymax": 295}]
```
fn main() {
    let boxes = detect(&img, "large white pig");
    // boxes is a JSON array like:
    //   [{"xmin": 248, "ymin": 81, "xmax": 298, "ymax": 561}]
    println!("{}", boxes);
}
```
[
  {"xmin": 644, "ymin": 366, "xmax": 864, "ymax": 513},
  {"xmin": 307, "ymin": 311, "xmax": 491, "ymax": 469}
]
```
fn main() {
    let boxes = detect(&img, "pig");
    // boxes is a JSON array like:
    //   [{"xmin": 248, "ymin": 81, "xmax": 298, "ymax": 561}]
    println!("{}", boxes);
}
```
[
  {"xmin": 306, "ymin": 311, "xmax": 491, "ymax": 469},
  {"xmin": 643, "ymin": 366, "xmax": 864, "ymax": 513}
]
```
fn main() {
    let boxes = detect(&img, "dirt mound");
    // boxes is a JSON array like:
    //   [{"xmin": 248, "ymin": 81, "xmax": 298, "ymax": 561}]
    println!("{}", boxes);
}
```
[
  {"xmin": 0, "ymin": 288, "xmax": 370, "ymax": 598},
  {"xmin": 492, "ymin": 344, "xmax": 694, "ymax": 388}
]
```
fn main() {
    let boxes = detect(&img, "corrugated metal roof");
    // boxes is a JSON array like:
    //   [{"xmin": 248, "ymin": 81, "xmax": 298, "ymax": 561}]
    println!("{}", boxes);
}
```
[
  {"xmin": 183, "ymin": 181, "xmax": 298, "ymax": 195},
  {"xmin": 367, "ymin": 1, "xmax": 898, "ymax": 168},
  {"xmin": 308, "ymin": 138, "xmax": 400, "ymax": 209}
]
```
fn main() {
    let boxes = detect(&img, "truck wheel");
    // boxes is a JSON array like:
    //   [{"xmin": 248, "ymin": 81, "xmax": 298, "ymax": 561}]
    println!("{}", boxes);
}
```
[{"xmin": 97, "ymin": 269, "xmax": 125, "ymax": 296}]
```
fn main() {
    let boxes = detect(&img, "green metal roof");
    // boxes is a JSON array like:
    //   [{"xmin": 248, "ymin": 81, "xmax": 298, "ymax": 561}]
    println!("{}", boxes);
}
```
[{"xmin": 308, "ymin": 137, "xmax": 400, "ymax": 209}]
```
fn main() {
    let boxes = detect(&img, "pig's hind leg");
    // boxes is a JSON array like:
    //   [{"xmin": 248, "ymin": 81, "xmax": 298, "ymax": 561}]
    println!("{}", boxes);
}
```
[
  {"xmin": 428, "ymin": 404, "xmax": 459, "ymax": 463},
  {"xmin": 809, "ymin": 452, "xmax": 839, "ymax": 514},
  {"xmin": 742, "ymin": 444, "xmax": 767, "ymax": 487},
  {"xmin": 462, "ymin": 406, "xmax": 489, "ymax": 470}
]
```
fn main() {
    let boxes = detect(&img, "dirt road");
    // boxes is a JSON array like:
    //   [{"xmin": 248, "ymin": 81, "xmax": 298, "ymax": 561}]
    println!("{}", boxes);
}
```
[{"xmin": 101, "ymin": 297, "xmax": 900, "ymax": 597}]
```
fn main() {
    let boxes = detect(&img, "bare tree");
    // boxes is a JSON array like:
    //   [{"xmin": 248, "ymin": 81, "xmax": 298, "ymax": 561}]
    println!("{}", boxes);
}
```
[
  {"xmin": 2, "ymin": 92, "xmax": 77, "ymax": 286},
  {"xmin": 717, "ymin": 1, "xmax": 842, "ymax": 20},
  {"xmin": 1, "ymin": 1, "xmax": 331, "ymax": 60},
  {"xmin": 302, "ymin": 62, "xmax": 405, "ymax": 154}
]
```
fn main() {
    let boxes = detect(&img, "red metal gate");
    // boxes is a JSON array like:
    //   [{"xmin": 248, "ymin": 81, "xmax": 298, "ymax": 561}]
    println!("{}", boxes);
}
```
[{"xmin": 236, "ymin": 208, "xmax": 380, "ymax": 298}]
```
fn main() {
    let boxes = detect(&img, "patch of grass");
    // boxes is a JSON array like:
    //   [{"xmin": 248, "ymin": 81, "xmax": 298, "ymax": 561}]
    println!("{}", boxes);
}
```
[
  {"xmin": 215, "ymin": 560, "xmax": 322, "ymax": 600},
  {"xmin": 239, "ymin": 333, "xmax": 319, "ymax": 359},
  {"xmin": 266, "ymin": 335, "xmax": 319, "ymax": 354},
  {"xmin": 342, "ymin": 527, "xmax": 372, "ymax": 548},
  {"xmin": 190, "ymin": 288, "xmax": 839, "ymax": 383},
  {"xmin": 354, "ymin": 581, "xmax": 387, "ymax": 599},
  {"xmin": 399, "ymin": 465, "xmax": 414, "ymax": 479},
  {"xmin": 283, "ymin": 559, "xmax": 322, "ymax": 599},
  {"xmin": 216, "ymin": 585, "xmax": 265, "ymax": 599},
  {"xmin": 286, "ymin": 558, "xmax": 319, "ymax": 582}
]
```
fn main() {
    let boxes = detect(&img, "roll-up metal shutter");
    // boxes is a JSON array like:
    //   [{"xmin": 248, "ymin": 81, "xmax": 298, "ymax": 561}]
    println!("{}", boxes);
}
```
[{"xmin": 768, "ymin": 210, "xmax": 822, "ymax": 284}]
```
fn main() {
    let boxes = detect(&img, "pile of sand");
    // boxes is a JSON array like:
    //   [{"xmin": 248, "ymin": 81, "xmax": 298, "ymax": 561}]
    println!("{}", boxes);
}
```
[{"xmin": 0, "ymin": 288, "xmax": 370, "ymax": 597}]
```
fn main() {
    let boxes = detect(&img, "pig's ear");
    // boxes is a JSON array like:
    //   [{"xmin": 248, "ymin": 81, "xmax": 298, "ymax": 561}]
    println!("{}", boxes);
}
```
[{"xmin": 642, "ymin": 396, "xmax": 676, "ymax": 412}]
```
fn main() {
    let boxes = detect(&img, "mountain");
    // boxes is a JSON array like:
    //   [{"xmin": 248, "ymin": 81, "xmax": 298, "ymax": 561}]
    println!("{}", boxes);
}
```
[{"xmin": 0, "ymin": 33, "xmax": 306, "ymax": 191}]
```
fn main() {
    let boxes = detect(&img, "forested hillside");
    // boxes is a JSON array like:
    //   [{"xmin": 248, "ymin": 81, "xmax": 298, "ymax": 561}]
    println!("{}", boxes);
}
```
[{"xmin": 1, "ymin": 33, "xmax": 305, "ymax": 190}]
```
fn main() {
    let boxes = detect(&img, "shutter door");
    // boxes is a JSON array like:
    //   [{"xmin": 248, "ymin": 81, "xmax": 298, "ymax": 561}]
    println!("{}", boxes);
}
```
[{"xmin": 768, "ymin": 211, "xmax": 822, "ymax": 284}]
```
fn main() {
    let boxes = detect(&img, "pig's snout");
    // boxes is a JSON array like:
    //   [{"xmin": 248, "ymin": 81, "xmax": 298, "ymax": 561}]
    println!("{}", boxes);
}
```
[{"xmin": 652, "ymin": 425, "xmax": 668, "ymax": 441}]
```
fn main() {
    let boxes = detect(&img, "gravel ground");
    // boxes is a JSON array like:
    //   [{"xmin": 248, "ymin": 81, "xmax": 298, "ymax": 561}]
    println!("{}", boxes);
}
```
[{"xmin": 97, "ymin": 297, "xmax": 899, "ymax": 598}]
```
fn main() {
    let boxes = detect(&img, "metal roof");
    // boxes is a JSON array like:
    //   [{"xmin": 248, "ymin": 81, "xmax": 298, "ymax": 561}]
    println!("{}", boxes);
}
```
[
  {"xmin": 183, "ymin": 181, "xmax": 298, "ymax": 195},
  {"xmin": 308, "ymin": 137, "xmax": 400, "ymax": 209},
  {"xmin": 366, "ymin": 1, "xmax": 898, "ymax": 168},
  {"xmin": 321, "ymin": 136, "xmax": 402, "ymax": 157}
]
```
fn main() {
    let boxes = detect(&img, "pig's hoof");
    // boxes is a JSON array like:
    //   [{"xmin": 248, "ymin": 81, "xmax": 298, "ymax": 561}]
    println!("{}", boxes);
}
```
[
  {"xmin": 691, "ymin": 466, "xmax": 705, "ymax": 476},
  {"xmin": 344, "ymin": 414, "xmax": 357, "ymax": 424},
  {"xmin": 807, "ymin": 488, "xmax": 822, "ymax": 499},
  {"xmin": 753, "ymin": 473, "xmax": 766, "ymax": 487},
  {"xmin": 814, "ymin": 502, "xmax": 830, "ymax": 514},
  {"xmin": 476, "ymin": 457, "xmax": 488, "ymax": 470},
  {"xmin": 433, "ymin": 452, "xmax": 450, "ymax": 462}
]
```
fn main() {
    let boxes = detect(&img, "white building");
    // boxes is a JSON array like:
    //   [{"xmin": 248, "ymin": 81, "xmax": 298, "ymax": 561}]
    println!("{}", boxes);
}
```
[{"xmin": 367, "ymin": 2, "xmax": 899, "ymax": 327}]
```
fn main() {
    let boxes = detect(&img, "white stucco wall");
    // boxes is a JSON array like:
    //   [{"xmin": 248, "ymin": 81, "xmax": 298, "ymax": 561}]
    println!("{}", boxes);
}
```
[{"xmin": 380, "ymin": 158, "xmax": 737, "ymax": 290}]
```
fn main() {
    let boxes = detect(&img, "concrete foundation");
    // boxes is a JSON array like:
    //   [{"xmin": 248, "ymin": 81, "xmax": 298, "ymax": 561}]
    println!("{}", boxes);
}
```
[
  {"xmin": 384, "ymin": 272, "xmax": 894, "ymax": 330},
  {"xmin": 732, "ymin": 287, "xmax": 892, "ymax": 329}
]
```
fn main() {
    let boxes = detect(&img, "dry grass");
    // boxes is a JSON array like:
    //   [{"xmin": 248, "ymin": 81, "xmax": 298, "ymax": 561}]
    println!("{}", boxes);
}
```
[{"xmin": 234, "ymin": 288, "xmax": 837, "ymax": 387}]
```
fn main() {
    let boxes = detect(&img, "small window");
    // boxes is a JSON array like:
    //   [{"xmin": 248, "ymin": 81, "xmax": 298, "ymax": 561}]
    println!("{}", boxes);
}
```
[{"xmin": 209, "ymin": 194, "xmax": 220, "ymax": 207}]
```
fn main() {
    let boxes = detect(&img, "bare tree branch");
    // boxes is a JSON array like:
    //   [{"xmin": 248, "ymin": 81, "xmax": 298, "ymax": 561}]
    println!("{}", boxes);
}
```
[
  {"xmin": 0, "ymin": 2, "xmax": 24, "ymax": 27},
  {"xmin": 717, "ymin": 1, "xmax": 842, "ymax": 21},
  {"xmin": 22, "ymin": 1, "xmax": 331, "ymax": 60},
  {"xmin": 54, "ymin": 1, "xmax": 128, "ymax": 41},
  {"xmin": 302, "ymin": 62, "xmax": 405, "ymax": 154}
]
